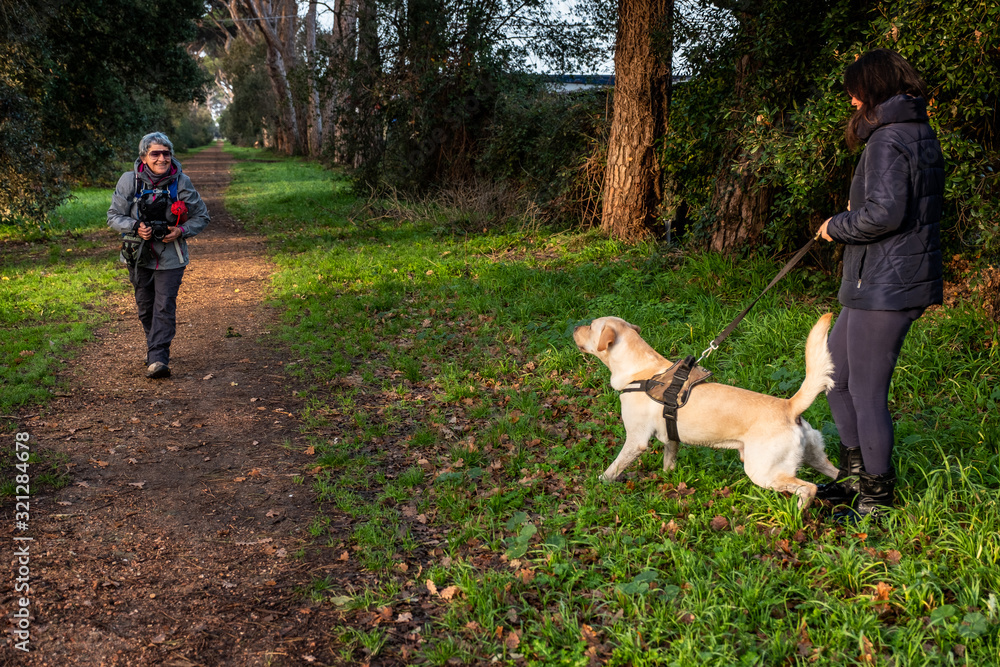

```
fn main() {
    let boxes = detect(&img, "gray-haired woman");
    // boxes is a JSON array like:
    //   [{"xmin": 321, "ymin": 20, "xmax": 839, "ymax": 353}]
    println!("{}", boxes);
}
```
[{"xmin": 107, "ymin": 132, "xmax": 210, "ymax": 378}]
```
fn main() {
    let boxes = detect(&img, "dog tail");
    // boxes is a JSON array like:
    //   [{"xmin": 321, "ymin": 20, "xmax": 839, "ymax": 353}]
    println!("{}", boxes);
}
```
[{"xmin": 787, "ymin": 313, "xmax": 835, "ymax": 417}]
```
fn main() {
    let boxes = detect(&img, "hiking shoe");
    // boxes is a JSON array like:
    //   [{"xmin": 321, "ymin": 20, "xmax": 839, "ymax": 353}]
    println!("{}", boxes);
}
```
[{"xmin": 146, "ymin": 362, "xmax": 171, "ymax": 379}]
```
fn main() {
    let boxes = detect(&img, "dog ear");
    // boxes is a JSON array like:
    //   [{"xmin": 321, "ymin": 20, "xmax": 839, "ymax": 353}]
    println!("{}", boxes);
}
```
[
  {"xmin": 629, "ymin": 323, "xmax": 641, "ymax": 334},
  {"xmin": 597, "ymin": 324, "xmax": 616, "ymax": 352}
]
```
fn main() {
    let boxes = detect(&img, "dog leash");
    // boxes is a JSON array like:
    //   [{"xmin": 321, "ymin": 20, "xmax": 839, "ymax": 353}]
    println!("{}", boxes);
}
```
[
  {"xmin": 697, "ymin": 230, "xmax": 822, "ymax": 364},
  {"xmin": 620, "ymin": 230, "xmax": 820, "ymax": 443}
]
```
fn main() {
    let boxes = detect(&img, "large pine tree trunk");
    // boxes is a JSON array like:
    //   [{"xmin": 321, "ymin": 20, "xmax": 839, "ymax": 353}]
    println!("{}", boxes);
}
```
[{"xmin": 601, "ymin": 0, "xmax": 673, "ymax": 243}]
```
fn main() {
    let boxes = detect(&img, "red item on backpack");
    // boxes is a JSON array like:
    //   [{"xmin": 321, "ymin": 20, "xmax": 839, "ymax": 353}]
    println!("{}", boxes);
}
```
[{"xmin": 171, "ymin": 201, "xmax": 189, "ymax": 223}]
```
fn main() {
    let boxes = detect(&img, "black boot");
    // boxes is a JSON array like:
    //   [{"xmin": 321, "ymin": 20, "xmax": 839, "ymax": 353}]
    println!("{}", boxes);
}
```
[
  {"xmin": 835, "ymin": 469, "xmax": 896, "ymax": 524},
  {"xmin": 815, "ymin": 445, "xmax": 863, "ymax": 504}
]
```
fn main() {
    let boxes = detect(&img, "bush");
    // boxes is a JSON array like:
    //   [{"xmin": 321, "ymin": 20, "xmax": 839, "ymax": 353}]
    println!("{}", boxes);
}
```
[
  {"xmin": 478, "ymin": 74, "xmax": 610, "ymax": 225},
  {"xmin": 165, "ymin": 101, "xmax": 218, "ymax": 152}
]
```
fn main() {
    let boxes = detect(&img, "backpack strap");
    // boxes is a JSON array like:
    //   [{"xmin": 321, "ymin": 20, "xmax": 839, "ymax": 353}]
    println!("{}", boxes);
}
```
[{"xmin": 132, "ymin": 171, "xmax": 179, "ymax": 203}]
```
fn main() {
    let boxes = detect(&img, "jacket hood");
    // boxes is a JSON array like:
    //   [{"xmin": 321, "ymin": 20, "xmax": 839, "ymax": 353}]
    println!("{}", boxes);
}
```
[{"xmin": 856, "ymin": 94, "xmax": 929, "ymax": 141}]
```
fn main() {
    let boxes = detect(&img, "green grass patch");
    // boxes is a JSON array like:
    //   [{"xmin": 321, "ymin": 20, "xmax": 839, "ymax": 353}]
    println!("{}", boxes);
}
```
[
  {"xmin": 230, "ymin": 145, "xmax": 1000, "ymax": 666},
  {"xmin": 0, "ymin": 188, "xmax": 124, "ymax": 412}
]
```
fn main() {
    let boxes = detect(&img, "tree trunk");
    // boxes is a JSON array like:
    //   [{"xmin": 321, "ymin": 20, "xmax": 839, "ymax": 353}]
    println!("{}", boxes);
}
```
[
  {"xmin": 708, "ymin": 54, "xmax": 772, "ymax": 252},
  {"xmin": 601, "ymin": 0, "xmax": 674, "ymax": 243},
  {"xmin": 324, "ymin": 0, "xmax": 357, "ymax": 163},
  {"xmin": 305, "ymin": 0, "xmax": 322, "ymax": 156},
  {"xmin": 229, "ymin": 0, "xmax": 301, "ymax": 155},
  {"xmin": 352, "ymin": 0, "xmax": 382, "ymax": 169}
]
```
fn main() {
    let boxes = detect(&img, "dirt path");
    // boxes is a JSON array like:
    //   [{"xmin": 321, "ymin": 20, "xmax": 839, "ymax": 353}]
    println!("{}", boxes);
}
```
[{"xmin": 5, "ymin": 144, "xmax": 345, "ymax": 666}]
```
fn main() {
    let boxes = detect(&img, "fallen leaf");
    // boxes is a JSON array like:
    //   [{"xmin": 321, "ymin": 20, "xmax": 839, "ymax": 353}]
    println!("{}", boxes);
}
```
[
  {"xmin": 396, "ymin": 612, "xmax": 413, "ymax": 623},
  {"xmin": 710, "ymin": 516, "xmax": 729, "ymax": 531},
  {"xmin": 339, "ymin": 551, "xmax": 349, "ymax": 561},
  {"xmin": 859, "ymin": 634, "xmax": 875, "ymax": 664},
  {"xmin": 873, "ymin": 582, "xmax": 893, "ymax": 602},
  {"xmin": 203, "ymin": 374, "xmax": 214, "ymax": 380},
  {"xmin": 426, "ymin": 580, "xmax": 439, "ymax": 596},
  {"xmin": 440, "ymin": 585, "xmax": 459, "ymax": 600},
  {"xmin": 304, "ymin": 446, "xmax": 315, "ymax": 455},
  {"xmin": 504, "ymin": 630, "xmax": 521, "ymax": 649},
  {"xmin": 128, "ymin": 482, "xmax": 146, "ymax": 489}
]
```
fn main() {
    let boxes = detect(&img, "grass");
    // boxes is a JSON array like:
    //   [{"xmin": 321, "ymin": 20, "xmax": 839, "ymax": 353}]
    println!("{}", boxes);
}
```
[
  {"xmin": 0, "ymin": 187, "xmax": 125, "ymax": 414},
  {"xmin": 223, "ymin": 145, "xmax": 1000, "ymax": 665}
]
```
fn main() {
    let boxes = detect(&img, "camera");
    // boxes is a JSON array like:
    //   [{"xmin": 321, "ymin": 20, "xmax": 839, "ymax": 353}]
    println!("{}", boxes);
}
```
[
  {"xmin": 149, "ymin": 221, "xmax": 170, "ymax": 241},
  {"xmin": 137, "ymin": 197, "xmax": 170, "ymax": 241}
]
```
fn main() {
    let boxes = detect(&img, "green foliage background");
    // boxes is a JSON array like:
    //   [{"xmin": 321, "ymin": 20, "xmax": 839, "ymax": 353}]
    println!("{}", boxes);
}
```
[
  {"xmin": 0, "ymin": 0, "xmax": 211, "ymax": 227},
  {"xmin": 663, "ymin": 0, "xmax": 1000, "ymax": 260}
]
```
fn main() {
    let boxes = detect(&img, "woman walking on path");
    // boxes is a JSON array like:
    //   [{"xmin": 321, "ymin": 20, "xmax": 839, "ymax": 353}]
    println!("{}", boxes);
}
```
[
  {"xmin": 815, "ymin": 49, "xmax": 945, "ymax": 520},
  {"xmin": 107, "ymin": 132, "xmax": 211, "ymax": 378}
]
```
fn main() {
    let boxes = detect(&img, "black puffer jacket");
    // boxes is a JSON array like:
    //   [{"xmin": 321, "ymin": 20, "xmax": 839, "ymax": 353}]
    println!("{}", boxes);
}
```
[{"xmin": 827, "ymin": 94, "xmax": 944, "ymax": 311}]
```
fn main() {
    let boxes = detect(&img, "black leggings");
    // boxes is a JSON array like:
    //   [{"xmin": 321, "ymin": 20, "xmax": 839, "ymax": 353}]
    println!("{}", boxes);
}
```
[{"xmin": 826, "ymin": 306, "xmax": 924, "ymax": 475}]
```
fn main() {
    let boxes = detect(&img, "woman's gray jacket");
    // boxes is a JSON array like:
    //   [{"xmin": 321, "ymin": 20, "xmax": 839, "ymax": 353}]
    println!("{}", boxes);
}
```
[
  {"xmin": 107, "ymin": 157, "xmax": 210, "ymax": 270},
  {"xmin": 826, "ymin": 94, "xmax": 944, "ymax": 311}
]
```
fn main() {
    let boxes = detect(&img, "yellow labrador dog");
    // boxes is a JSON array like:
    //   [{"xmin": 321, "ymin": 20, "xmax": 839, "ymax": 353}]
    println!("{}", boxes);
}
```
[{"xmin": 573, "ymin": 314, "xmax": 840, "ymax": 509}]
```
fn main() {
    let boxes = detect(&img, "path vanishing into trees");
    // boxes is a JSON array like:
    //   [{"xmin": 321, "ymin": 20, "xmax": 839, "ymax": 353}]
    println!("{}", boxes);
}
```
[{"xmin": 8, "ymin": 143, "xmax": 348, "ymax": 666}]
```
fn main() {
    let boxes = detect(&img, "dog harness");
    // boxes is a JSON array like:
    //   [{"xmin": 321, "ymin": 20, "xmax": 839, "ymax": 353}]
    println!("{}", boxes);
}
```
[{"xmin": 620, "ymin": 356, "xmax": 713, "ymax": 442}]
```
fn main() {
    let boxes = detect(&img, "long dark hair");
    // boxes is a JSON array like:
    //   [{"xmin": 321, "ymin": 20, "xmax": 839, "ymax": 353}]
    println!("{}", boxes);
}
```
[{"xmin": 844, "ymin": 49, "xmax": 928, "ymax": 149}]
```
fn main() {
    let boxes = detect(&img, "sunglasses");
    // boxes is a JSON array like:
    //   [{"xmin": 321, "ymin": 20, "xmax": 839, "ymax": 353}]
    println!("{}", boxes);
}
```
[{"xmin": 147, "ymin": 150, "xmax": 172, "ymax": 158}]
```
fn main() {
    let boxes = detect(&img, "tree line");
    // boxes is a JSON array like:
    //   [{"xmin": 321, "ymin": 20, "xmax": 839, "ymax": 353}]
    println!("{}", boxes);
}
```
[{"xmin": 2, "ymin": 0, "xmax": 998, "ymax": 276}]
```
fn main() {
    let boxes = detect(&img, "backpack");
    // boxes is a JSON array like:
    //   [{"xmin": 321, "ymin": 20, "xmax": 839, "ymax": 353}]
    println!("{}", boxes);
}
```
[{"xmin": 120, "ymin": 173, "xmax": 179, "ymax": 268}]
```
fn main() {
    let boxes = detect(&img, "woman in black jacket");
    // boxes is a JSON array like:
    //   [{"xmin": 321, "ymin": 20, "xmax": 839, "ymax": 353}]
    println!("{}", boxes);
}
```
[{"xmin": 816, "ymin": 49, "xmax": 944, "ymax": 520}]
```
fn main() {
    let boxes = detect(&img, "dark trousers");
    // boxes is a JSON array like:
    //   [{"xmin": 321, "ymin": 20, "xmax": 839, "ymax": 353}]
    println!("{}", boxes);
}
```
[
  {"xmin": 128, "ymin": 265, "xmax": 185, "ymax": 366},
  {"xmin": 826, "ymin": 306, "xmax": 924, "ymax": 475}
]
